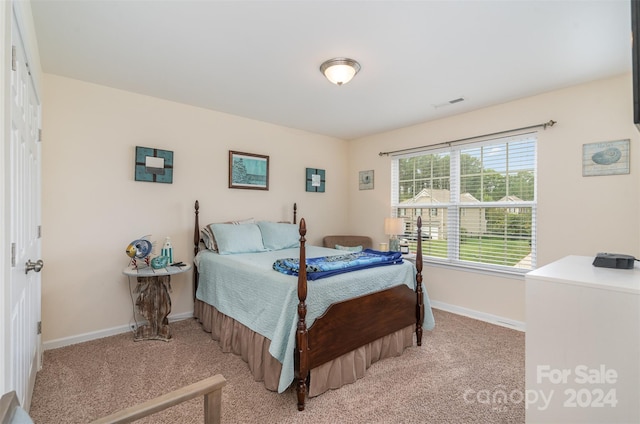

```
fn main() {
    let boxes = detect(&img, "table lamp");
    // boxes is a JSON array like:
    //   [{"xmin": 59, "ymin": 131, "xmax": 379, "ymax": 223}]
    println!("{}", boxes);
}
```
[{"xmin": 384, "ymin": 217, "xmax": 405, "ymax": 252}]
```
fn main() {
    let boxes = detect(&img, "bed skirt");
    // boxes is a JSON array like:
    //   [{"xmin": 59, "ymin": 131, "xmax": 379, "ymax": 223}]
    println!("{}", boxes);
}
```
[{"xmin": 194, "ymin": 299, "xmax": 414, "ymax": 397}]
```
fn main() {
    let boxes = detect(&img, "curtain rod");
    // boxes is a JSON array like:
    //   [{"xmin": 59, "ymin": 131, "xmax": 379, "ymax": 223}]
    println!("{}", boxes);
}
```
[{"xmin": 378, "ymin": 119, "xmax": 556, "ymax": 156}]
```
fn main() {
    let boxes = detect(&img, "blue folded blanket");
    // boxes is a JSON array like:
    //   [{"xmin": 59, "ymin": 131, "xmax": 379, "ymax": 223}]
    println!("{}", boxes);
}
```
[{"xmin": 273, "ymin": 249, "xmax": 404, "ymax": 280}]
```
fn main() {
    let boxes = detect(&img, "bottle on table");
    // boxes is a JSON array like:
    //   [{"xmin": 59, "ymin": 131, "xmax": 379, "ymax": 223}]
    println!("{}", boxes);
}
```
[{"xmin": 161, "ymin": 237, "xmax": 173, "ymax": 264}]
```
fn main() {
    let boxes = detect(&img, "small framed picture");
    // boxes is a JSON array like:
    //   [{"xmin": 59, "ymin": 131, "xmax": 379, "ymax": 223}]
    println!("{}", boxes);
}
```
[
  {"xmin": 306, "ymin": 168, "xmax": 326, "ymax": 192},
  {"xmin": 134, "ymin": 146, "xmax": 173, "ymax": 184},
  {"xmin": 359, "ymin": 170, "xmax": 374, "ymax": 190},
  {"xmin": 582, "ymin": 139, "xmax": 630, "ymax": 177},
  {"xmin": 229, "ymin": 151, "xmax": 269, "ymax": 190}
]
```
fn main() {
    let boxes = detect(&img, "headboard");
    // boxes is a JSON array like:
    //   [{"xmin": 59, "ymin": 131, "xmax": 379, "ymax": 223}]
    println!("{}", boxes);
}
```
[{"xmin": 192, "ymin": 200, "xmax": 297, "ymax": 299}]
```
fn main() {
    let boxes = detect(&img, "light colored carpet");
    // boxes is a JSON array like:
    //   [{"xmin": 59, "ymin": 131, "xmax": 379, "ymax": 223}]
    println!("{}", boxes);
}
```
[{"xmin": 29, "ymin": 309, "xmax": 524, "ymax": 423}]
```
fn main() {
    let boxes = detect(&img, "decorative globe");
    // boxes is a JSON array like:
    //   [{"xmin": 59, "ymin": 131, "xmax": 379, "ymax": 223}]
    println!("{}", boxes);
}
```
[{"xmin": 126, "ymin": 238, "xmax": 153, "ymax": 260}]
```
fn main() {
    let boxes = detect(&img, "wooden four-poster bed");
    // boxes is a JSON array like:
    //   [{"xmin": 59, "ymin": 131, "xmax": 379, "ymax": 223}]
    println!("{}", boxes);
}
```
[{"xmin": 192, "ymin": 200, "xmax": 433, "ymax": 410}]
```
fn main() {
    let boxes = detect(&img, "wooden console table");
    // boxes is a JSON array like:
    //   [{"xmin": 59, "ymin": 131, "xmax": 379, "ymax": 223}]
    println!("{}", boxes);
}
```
[{"xmin": 123, "ymin": 263, "xmax": 191, "ymax": 342}]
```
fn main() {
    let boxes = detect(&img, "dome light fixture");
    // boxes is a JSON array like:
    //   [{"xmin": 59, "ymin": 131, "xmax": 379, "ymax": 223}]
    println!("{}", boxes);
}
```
[{"xmin": 320, "ymin": 57, "xmax": 361, "ymax": 86}]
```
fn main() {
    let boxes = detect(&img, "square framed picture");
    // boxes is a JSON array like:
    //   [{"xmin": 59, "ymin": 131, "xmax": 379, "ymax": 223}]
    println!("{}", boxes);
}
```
[
  {"xmin": 134, "ymin": 146, "xmax": 173, "ymax": 184},
  {"xmin": 359, "ymin": 170, "xmax": 374, "ymax": 190},
  {"xmin": 306, "ymin": 168, "xmax": 326, "ymax": 192},
  {"xmin": 229, "ymin": 151, "xmax": 269, "ymax": 190},
  {"xmin": 582, "ymin": 139, "xmax": 630, "ymax": 177}
]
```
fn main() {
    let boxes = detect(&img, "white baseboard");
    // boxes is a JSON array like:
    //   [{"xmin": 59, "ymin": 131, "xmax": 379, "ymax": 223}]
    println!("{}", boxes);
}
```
[
  {"xmin": 43, "ymin": 311, "xmax": 194, "ymax": 351},
  {"xmin": 44, "ymin": 303, "xmax": 523, "ymax": 350},
  {"xmin": 430, "ymin": 300, "xmax": 525, "ymax": 332}
]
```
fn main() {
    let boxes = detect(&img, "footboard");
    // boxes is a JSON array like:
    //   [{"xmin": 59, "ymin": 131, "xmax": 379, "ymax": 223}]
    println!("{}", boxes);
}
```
[
  {"xmin": 295, "ymin": 216, "xmax": 424, "ymax": 410},
  {"xmin": 307, "ymin": 284, "xmax": 417, "ymax": 367}
]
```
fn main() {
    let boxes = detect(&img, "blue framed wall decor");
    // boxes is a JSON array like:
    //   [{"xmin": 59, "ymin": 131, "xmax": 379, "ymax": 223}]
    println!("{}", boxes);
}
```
[
  {"xmin": 306, "ymin": 168, "xmax": 325, "ymax": 192},
  {"xmin": 229, "ymin": 150, "xmax": 269, "ymax": 190},
  {"xmin": 135, "ymin": 146, "xmax": 174, "ymax": 183}
]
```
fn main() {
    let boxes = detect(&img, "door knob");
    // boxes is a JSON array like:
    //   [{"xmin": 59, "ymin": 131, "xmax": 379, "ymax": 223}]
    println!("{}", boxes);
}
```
[{"xmin": 25, "ymin": 259, "xmax": 44, "ymax": 274}]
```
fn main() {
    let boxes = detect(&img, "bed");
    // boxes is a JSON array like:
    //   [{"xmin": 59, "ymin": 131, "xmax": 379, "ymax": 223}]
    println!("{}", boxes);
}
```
[{"xmin": 192, "ymin": 200, "xmax": 435, "ymax": 410}]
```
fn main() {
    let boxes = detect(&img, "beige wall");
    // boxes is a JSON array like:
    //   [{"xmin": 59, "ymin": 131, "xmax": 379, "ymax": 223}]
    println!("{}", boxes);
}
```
[
  {"xmin": 41, "ymin": 72, "xmax": 640, "ymax": 342},
  {"xmin": 41, "ymin": 74, "xmax": 348, "ymax": 343},
  {"xmin": 347, "ymin": 74, "xmax": 640, "ymax": 322}
]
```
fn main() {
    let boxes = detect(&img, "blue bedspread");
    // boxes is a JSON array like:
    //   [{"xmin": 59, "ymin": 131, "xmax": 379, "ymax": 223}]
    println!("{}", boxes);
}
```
[
  {"xmin": 195, "ymin": 246, "xmax": 436, "ymax": 393},
  {"xmin": 272, "ymin": 249, "xmax": 403, "ymax": 280}
]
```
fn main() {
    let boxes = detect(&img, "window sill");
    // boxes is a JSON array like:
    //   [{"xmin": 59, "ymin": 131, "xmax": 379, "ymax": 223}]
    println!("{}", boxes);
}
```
[{"xmin": 404, "ymin": 255, "xmax": 528, "ymax": 279}]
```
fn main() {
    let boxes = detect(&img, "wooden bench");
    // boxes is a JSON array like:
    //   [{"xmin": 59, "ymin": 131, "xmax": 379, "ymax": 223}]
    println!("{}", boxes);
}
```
[{"xmin": 0, "ymin": 374, "xmax": 226, "ymax": 424}]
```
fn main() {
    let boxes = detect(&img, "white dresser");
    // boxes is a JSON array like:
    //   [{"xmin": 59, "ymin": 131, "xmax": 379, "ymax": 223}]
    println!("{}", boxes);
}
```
[{"xmin": 525, "ymin": 255, "xmax": 640, "ymax": 423}]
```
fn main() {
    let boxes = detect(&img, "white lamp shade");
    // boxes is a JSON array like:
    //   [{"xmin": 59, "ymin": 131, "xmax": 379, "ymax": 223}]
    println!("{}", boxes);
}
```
[
  {"xmin": 384, "ymin": 217, "xmax": 405, "ymax": 236},
  {"xmin": 324, "ymin": 64, "xmax": 356, "ymax": 85},
  {"xmin": 320, "ymin": 58, "xmax": 361, "ymax": 85}
]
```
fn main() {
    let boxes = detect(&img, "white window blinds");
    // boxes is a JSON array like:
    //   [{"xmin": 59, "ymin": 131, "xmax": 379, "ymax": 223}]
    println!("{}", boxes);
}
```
[{"xmin": 391, "ymin": 133, "xmax": 537, "ymax": 273}]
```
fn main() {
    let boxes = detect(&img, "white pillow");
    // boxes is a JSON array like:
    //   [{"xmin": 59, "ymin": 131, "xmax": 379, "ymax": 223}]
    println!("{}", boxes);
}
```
[
  {"xmin": 257, "ymin": 221, "xmax": 300, "ymax": 250},
  {"xmin": 335, "ymin": 244, "xmax": 363, "ymax": 252},
  {"xmin": 202, "ymin": 217, "xmax": 255, "ymax": 251},
  {"xmin": 210, "ymin": 223, "xmax": 266, "ymax": 255},
  {"xmin": 201, "ymin": 226, "xmax": 215, "ymax": 250}
]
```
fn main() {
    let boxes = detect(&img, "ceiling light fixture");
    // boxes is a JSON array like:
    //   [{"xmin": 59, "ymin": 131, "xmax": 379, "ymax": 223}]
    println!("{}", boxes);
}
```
[{"xmin": 320, "ymin": 58, "xmax": 361, "ymax": 86}]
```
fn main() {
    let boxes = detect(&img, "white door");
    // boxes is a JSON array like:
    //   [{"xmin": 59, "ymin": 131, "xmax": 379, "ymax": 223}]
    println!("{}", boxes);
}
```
[{"xmin": 7, "ymin": 8, "xmax": 42, "ymax": 410}]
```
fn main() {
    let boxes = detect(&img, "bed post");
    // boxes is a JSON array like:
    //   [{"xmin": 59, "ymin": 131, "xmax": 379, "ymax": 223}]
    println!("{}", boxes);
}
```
[
  {"xmin": 415, "ymin": 215, "xmax": 424, "ymax": 346},
  {"xmin": 293, "ymin": 203, "xmax": 297, "ymax": 225},
  {"xmin": 193, "ymin": 200, "xmax": 200, "ymax": 301},
  {"xmin": 294, "ymin": 218, "xmax": 308, "ymax": 411}
]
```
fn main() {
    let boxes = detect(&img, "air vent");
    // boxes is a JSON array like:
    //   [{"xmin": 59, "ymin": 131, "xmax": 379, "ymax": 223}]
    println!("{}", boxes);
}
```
[{"xmin": 433, "ymin": 97, "xmax": 466, "ymax": 109}]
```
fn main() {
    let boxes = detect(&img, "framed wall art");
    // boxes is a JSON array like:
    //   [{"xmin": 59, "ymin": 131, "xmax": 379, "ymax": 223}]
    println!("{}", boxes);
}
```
[
  {"xmin": 229, "ymin": 150, "xmax": 269, "ymax": 190},
  {"xmin": 134, "ymin": 146, "xmax": 173, "ymax": 184},
  {"xmin": 359, "ymin": 170, "xmax": 374, "ymax": 190},
  {"xmin": 582, "ymin": 139, "xmax": 630, "ymax": 177},
  {"xmin": 305, "ymin": 168, "xmax": 326, "ymax": 192}
]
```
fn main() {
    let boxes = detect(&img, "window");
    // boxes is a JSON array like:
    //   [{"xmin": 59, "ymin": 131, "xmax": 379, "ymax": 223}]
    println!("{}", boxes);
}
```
[{"xmin": 391, "ymin": 134, "xmax": 536, "ymax": 273}]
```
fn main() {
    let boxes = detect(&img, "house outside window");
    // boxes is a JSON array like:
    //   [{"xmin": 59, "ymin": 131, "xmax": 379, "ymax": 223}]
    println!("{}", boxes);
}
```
[{"xmin": 391, "ymin": 134, "xmax": 537, "ymax": 273}]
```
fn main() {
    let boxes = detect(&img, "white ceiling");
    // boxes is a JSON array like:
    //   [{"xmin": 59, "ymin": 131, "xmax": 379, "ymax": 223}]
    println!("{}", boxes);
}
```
[{"xmin": 30, "ymin": 0, "xmax": 632, "ymax": 140}]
